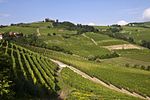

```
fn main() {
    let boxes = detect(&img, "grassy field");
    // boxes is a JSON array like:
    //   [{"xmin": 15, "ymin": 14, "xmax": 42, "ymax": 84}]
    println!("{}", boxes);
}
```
[
  {"xmin": 120, "ymin": 26, "xmax": 150, "ymax": 43},
  {"xmin": 42, "ymin": 34, "xmax": 111, "ymax": 58},
  {"xmin": 58, "ymin": 68, "xmax": 139, "ymax": 100},
  {"xmin": 116, "ymin": 49, "xmax": 150, "ymax": 62},
  {"xmin": 39, "ymin": 28, "xmax": 77, "ymax": 35},
  {"xmin": 0, "ymin": 26, "xmax": 37, "ymax": 34},
  {"xmin": 85, "ymin": 32, "xmax": 129, "ymax": 46},
  {"xmin": 95, "ymin": 23, "xmax": 150, "ymax": 44},
  {"xmin": 27, "ymin": 22, "xmax": 53, "ymax": 28},
  {"xmin": 94, "ymin": 26, "xmax": 109, "ymax": 31},
  {"xmin": 102, "ymin": 57, "xmax": 150, "ymax": 70}
]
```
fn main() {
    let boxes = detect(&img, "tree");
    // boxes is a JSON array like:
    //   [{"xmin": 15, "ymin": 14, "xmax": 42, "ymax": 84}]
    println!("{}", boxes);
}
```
[
  {"xmin": 56, "ymin": 19, "xmax": 59, "ymax": 23},
  {"xmin": 45, "ymin": 18, "xmax": 50, "ymax": 22},
  {"xmin": 141, "ymin": 40, "xmax": 150, "ymax": 49},
  {"xmin": 146, "ymin": 66, "xmax": 150, "ymax": 70},
  {"xmin": 45, "ymin": 18, "xmax": 55, "ymax": 22},
  {"xmin": 128, "ymin": 37, "xmax": 134, "ymax": 43}
]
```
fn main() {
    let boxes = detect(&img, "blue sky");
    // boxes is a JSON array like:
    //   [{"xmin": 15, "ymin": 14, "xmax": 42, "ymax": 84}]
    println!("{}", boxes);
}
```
[{"xmin": 0, "ymin": 0, "xmax": 150, "ymax": 25}]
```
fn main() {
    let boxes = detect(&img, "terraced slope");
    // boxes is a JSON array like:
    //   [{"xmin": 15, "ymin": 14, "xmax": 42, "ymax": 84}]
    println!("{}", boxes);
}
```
[
  {"xmin": 0, "ymin": 41, "xmax": 59, "ymax": 98},
  {"xmin": 23, "ymin": 46, "xmax": 150, "ymax": 98},
  {"xmin": 58, "ymin": 68, "xmax": 140, "ymax": 100}
]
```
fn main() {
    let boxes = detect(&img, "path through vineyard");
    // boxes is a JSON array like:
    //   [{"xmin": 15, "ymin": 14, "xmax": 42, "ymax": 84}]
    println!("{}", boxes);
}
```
[
  {"xmin": 82, "ymin": 34, "xmax": 98, "ymax": 45},
  {"xmin": 50, "ymin": 59, "xmax": 150, "ymax": 100},
  {"xmin": 37, "ymin": 28, "xmax": 41, "ymax": 36}
]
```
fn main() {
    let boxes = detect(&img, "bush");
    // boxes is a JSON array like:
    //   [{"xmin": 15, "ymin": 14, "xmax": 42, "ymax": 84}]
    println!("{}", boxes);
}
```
[
  {"xmin": 48, "ymin": 46, "xmax": 73, "ymax": 55},
  {"xmin": 133, "ymin": 64, "xmax": 139, "ymax": 68},
  {"xmin": 47, "ymin": 33, "xmax": 52, "ymax": 36},
  {"xmin": 109, "ymin": 25, "xmax": 122, "ymax": 33},
  {"xmin": 53, "ymin": 33, "xmax": 56, "ymax": 35},
  {"xmin": 140, "ymin": 65, "xmax": 145, "ymax": 70},
  {"xmin": 62, "ymin": 34, "xmax": 71, "ymax": 39},
  {"xmin": 146, "ymin": 66, "xmax": 150, "ymax": 71},
  {"xmin": 125, "ymin": 63, "xmax": 130, "ymax": 67},
  {"xmin": 100, "ymin": 52, "xmax": 119, "ymax": 59},
  {"xmin": 87, "ymin": 55, "xmax": 97, "ymax": 61},
  {"xmin": 88, "ymin": 52, "xmax": 119, "ymax": 61},
  {"xmin": 95, "ymin": 59, "xmax": 101, "ymax": 63},
  {"xmin": 141, "ymin": 40, "xmax": 150, "ymax": 49}
]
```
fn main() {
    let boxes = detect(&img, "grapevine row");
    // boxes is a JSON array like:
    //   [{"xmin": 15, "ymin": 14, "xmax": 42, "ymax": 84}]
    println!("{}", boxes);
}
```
[
  {"xmin": 22, "ymin": 53, "xmax": 37, "ymax": 84},
  {"xmin": 16, "ymin": 49, "xmax": 28, "ymax": 80},
  {"xmin": 31, "ymin": 56, "xmax": 55, "ymax": 91}
]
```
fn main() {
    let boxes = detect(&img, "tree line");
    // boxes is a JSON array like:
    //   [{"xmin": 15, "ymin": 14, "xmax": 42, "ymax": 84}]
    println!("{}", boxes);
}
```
[{"xmin": 51, "ymin": 20, "xmax": 99, "ymax": 34}]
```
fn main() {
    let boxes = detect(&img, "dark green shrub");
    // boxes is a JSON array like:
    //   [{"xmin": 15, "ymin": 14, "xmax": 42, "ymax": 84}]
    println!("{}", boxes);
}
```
[{"xmin": 125, "ymin": 63, "xmax": 130, "ymax": 67}]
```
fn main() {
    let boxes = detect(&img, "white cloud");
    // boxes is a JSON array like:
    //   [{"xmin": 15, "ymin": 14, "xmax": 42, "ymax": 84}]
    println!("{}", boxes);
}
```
[
  {"xmin": 88, "ymin": 22, "xmax": 96, "ymax": 26},
  {"xmin": 117, "ymin": 20, "xmax": 128, "ymax": 26},
  {"xmin": 143, "ymin": 8, "xmax": 150, "ymax": 21}
]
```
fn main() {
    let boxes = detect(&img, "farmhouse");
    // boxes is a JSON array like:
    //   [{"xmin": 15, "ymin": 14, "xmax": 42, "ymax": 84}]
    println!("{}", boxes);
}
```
[
  {"xmin": 9, "ymin": 32, "xmax": 23, "ymax": 38},
  {"xmin": 0, "ymin": 33, "xmax": 3, "ymax": 39},
  {"xmin": 9, "ymin": 32, "xmax": 17, "ymax": 36}
]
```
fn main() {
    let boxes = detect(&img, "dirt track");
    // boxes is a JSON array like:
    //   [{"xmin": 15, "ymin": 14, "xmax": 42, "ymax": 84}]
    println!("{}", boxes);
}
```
[
  {"xmin": 50, "ymin": 59, "xmax": 149, "ymax": 100},
  {"xmin": 82, "ymin": 34, "xmax": 98, "ymax": 45},
  {"xmin": 102, "ymin": 44, "xmax": 144, "ymax": 50},
  {"xmin": 36, "ymin": 28, "xmax": 41, "ymax": 36}
]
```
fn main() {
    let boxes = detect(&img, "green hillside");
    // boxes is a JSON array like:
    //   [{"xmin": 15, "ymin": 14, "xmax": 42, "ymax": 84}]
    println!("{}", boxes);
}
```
[
  {"xmin": 95, "ymin": 22, "xmax": 150, "ymax": 49},
  {"xmin": 24, "ymin": 46, "xmax": 150, "ymax": 97},
  {"xmin": 0, "ymin": 20, "xmax": 150, "ymax": 99}
]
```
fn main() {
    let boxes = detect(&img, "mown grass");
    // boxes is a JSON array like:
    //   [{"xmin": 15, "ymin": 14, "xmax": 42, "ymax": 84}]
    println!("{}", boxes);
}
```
[{"xmin": 58, "ymin": 68, "xmax": 139, "ymax": 100}]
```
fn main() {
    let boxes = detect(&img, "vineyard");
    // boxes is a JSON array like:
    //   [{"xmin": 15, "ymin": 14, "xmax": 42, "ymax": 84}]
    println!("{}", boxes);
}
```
[
  {"xmin": 1, "ymin": 20, "xmax": 150, "ymax": 99},
  {"xmin": 58, "ymin": 68, "xmax": 139, "ymax": 100},
  {"xmin": 0, "ymin": 40, "xmax": 59, "ymax": 98},
  {"xmin": 22, "ymin": 45, "xmax": 150, "ymax": 98}
]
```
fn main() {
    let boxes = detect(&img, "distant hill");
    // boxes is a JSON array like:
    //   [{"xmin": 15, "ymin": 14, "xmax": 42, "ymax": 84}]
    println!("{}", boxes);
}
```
[{"xmin": 127, "ymin": 21, "xmax": 150, "ymax": 28}]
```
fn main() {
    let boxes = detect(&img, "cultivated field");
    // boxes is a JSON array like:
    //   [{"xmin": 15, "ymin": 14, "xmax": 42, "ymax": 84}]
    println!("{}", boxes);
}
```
[
  {"xmin": 102, "ymin": 44, "xmax": 144, "ymax": 50},
  {"xmin": 24, "ymin": 46, "xmax": 150, "ymax": 97},
  {"xmin": 58, "ymin": 68, "xmax": 140, "ymax": 100},
  {"xmin": 1, "ymin": 21, "xmax": 150, "ymax": 99}
]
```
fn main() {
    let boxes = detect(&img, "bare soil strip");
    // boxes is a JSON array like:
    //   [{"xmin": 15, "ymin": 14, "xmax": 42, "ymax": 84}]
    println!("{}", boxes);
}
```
[
  {"xmin": 50, "ymin": 59, "xmax": 149, "ymax": 100},
  {"xmin": 82, "ymin": 34, "xmax": 143, "ymax": 50},
  {"xmin": 36, "ymin": 28, "xmax": 41, "ymax": 36},
  {"xmin": 102, "ymin": 44, "xmax": 144, "ymax": 50},
  {"xmin": 82, "ymin": 34, "xmax": 98, "ymax": 45}
]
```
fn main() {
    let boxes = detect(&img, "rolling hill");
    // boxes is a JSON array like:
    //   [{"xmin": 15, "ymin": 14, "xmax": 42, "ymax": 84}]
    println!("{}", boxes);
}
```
[{"xmin": 0, "ymin": 20, "xmax": 150, "ymax": 99}]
